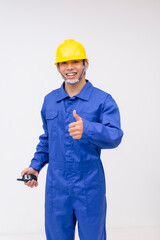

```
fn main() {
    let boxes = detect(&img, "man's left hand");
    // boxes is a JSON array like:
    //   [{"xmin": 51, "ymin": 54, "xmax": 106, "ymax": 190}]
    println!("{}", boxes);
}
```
[{"xmin": 68, "ymin": 110, "xmax": 83, "ymax": 139}]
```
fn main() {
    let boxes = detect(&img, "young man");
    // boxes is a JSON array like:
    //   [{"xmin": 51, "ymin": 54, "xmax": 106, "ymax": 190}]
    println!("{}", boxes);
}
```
[{"xmin": 21, "ymin": 39, "xmax": 124, "ymax": 240}]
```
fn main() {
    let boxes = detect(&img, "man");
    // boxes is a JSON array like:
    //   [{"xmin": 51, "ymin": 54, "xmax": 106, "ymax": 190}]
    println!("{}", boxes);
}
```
[{"xmin": 21, "ymin": 39, "xmax": 124, "ymax": 240}]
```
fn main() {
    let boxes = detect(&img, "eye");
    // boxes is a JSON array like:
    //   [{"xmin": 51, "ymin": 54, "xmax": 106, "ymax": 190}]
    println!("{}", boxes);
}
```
[
  {"xmin": 61, "ymin": 62, "xmax": 67, "ymax": 65},
  {"xmin": 73, "ymin": 60, "xmax": 79, "ymax": 63}
]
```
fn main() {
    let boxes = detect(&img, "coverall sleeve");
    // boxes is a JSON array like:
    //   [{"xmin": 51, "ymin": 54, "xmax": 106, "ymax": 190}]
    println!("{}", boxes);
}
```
[
  {"xmin": 82, "ymin": 94, "xmax": 124, "ymax": 149},
  {"xmin": 29, "ymin": 98, "xmax": 49, "ymax": 173}
]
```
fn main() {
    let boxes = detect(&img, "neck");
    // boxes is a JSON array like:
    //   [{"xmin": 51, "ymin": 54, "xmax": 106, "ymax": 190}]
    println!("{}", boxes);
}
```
[{"xmin": 64, "ymin": 77, "xmax": 87, "ymax": 97}]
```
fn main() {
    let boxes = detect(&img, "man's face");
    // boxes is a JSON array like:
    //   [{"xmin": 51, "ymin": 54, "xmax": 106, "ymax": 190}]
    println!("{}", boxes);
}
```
[{"xmin": 57, "ymin": 59, "xmax": 88, "ymax": 82}]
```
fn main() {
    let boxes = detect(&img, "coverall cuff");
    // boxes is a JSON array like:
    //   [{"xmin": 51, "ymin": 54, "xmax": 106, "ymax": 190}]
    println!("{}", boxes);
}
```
[
  {"xmin": 29, "ymin": 163, "xmax": 41, "ymax": 173},
  {"xmin": 82, "ymin": 117, "xmax": 90, "ymax": 139}
]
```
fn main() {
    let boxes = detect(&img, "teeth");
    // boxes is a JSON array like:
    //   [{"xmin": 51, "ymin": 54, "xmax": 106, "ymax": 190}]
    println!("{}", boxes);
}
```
[{"xmin": 66, "ymin": 73, "xmax": 77, "ymax": 76}]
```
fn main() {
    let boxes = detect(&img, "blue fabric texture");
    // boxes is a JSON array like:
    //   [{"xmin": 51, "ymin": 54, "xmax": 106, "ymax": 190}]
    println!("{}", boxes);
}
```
[{"xmin": 29, "ymin": 79, "xmax": 123, "ymax": 240}]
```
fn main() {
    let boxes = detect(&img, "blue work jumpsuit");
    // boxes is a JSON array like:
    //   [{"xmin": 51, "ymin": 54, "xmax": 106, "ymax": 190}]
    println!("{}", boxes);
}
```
[{"xmin": 29, "ymin": 79, "xmax": 124, "ymax": 240}]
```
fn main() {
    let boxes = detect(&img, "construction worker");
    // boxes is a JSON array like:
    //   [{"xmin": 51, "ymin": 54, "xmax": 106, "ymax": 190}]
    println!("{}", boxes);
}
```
[{"xmin": 21, "ymin": 39, "xmax": 124, "ymax": 240}]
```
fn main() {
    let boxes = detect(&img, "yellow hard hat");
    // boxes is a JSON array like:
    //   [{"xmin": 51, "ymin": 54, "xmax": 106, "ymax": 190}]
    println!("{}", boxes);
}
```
[{"xmin": 55, "ymin": 39, "xmax": 88, "ymax": 65}]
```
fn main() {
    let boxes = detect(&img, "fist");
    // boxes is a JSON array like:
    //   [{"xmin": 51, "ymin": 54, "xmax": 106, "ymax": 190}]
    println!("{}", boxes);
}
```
[
  {"xmin": 21, "ymin": 167, "xmax": 39, "ymax": 188},
  {"xmin": 68, "ymin": 110, "xmax": 83, "ymax": 139}
]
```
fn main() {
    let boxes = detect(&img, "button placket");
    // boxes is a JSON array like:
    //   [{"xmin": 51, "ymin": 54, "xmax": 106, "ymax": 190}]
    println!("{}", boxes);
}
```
[{"xmin": 64, "ymin": 98, "xmax": 77, "ymax": 163}]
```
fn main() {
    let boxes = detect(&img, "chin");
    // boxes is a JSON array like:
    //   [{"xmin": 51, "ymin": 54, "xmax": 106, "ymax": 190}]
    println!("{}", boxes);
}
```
[{"xmin": 65, "ymin": 79, "xmax": 79, "ymax": 85}]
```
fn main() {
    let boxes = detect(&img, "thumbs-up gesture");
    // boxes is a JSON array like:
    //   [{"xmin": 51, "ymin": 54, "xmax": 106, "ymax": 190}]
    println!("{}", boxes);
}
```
[{"xmin": 68, "ymin": 110, "xmax": 83, "ymax": 139}]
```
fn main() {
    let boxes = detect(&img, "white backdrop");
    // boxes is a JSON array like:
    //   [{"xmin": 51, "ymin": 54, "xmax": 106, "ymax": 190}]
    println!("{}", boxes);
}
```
[{"xmin": 0, "ymin": 0, "xmax": 160, "ymax": 236}]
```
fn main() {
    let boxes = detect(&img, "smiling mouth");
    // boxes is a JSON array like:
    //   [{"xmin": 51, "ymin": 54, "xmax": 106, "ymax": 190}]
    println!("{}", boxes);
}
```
[
  {"xmin": 66, "ymin": 72, "xmax": 77, "ymax": 76},
  {"xmin": 65, "ymin": 72, "xmax": 78, "ymax": 79}
]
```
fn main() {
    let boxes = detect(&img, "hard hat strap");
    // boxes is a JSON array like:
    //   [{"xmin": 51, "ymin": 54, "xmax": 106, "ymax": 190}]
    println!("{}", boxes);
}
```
[{"xmin": 78, "ymin": 59, "xmax": 86, "ymax": 81}]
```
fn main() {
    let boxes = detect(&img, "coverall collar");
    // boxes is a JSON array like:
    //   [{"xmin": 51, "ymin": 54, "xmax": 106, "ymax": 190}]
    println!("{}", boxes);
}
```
[{"xmin": 56, "ymin": 79, "xmax": 93, "ymax": 102}]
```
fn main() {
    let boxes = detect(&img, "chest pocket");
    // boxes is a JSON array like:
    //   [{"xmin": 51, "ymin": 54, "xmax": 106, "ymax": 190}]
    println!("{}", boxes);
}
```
[
  {"xmin": 78, "ymin": 111, "xmax": 99, "ymax": 122},
  {"xmin": 46, "ymin": 111, "xmax": 58, "ymax": 139}
]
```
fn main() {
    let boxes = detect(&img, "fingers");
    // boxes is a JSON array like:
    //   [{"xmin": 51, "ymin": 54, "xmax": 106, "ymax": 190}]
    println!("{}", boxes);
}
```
[
  {"xmin": 69, "ymin": 122, "xmax": 78, "ymax": 128},
  {"xmin": 68, "ymin": 124, "xmax": 82, "ymax": 139},
  {"xmin": 68, "ymin": 125, "xmax": 81, "ymax": 133},
  {"xmin": 69, "ymin": 127, "xmax": 82, "ymax": 137},
  {"xmin": 72, "ymin": 135, "xmax": 81, "ymax": 139},
  {"xmin": 69, "ymin": 129, "xmax": 82, "ymax": 138},
  {"xmin": 69, "ymin": 131, "xmax": 80, "ymax": 137},
  {"xmin": 24, "ymin": 180, "xmax": 38, "ymax": 188},
  {"xmin": 21, "ymin": 167, "xmax": 38, "ymax": 177}
]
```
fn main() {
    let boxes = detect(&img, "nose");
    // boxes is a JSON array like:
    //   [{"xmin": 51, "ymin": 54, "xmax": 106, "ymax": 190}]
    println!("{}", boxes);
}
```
[{"xmin": 66, "ymin": 62, "xmax": 74, "ymax": 70}]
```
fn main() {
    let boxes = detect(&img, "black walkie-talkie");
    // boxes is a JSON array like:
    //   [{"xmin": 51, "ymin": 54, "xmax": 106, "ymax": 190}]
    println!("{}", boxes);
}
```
[{"xmin": 17, "ymin": 174, "xmax": 37, "ymax": 182}]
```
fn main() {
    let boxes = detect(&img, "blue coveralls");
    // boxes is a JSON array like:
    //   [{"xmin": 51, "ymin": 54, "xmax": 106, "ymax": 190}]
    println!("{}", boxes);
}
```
[{"xmin": 29, "ymin": 79, "xmax": 123, "ymax": 240}]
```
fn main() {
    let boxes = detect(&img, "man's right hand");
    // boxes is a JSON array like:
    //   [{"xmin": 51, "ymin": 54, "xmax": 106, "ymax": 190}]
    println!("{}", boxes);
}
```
[{"xmin": 21, "ymin": 167, "xmax": 39, "ymax": 188}]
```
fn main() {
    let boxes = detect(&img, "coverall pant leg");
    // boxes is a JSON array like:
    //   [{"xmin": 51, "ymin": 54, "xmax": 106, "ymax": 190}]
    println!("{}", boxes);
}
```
[{"xmin": 45, "ymin": 160, "xmax": 107, "ymax": 240}]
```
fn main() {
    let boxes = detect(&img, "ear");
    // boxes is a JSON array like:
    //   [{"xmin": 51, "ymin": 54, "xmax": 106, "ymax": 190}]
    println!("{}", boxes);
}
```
[
  {"xmin": 56, "ymin": 63, "xmax": 60, "ymax": 73},
  {"xmin": 85, "ymin": 60, "xmax": 89, "ymax": 71}
]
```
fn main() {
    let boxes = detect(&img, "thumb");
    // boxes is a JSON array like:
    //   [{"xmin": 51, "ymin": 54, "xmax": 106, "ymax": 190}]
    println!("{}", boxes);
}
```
[
  {"xmin": 21, "ymin": 168, "xmax": 30, "ymax": 177},
  {"xmin": 73, "ymin": 110, "xmax": 81, "ymax": 121}
]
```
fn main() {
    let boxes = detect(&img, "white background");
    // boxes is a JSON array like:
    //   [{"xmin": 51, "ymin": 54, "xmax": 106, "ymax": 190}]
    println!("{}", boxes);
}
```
[{"xmin": 0, "ymin": 0, "xmax": 160, "ymax": 238}]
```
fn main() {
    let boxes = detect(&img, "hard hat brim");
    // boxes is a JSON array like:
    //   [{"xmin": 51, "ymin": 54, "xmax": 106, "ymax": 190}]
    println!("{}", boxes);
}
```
[{"xmin": 55, "ymin": 57, "xmax": 88, "ymax": 65}]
